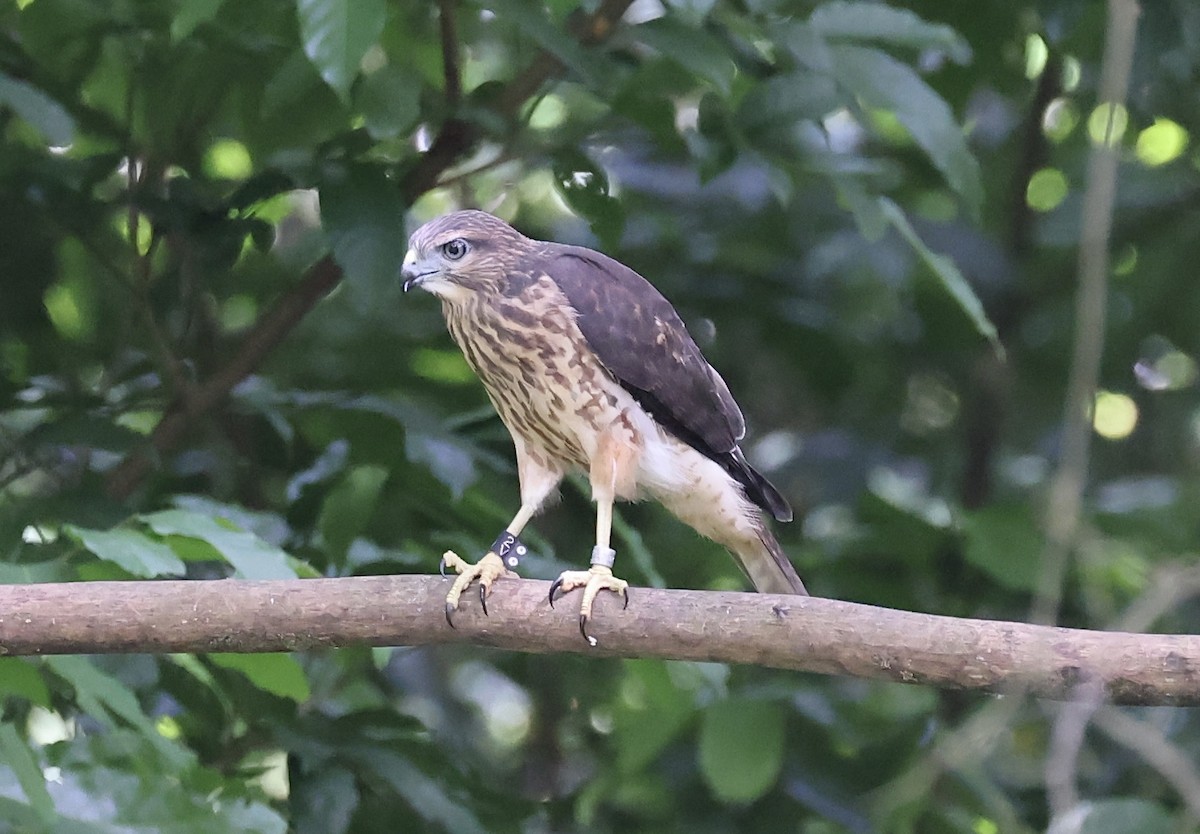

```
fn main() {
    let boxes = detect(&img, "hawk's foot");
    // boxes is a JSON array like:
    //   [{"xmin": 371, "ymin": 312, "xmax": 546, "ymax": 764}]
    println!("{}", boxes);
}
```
[
  {"xmin": 548, "ymin": 565, "xmax": 629, "ymax": 646},
  {"xmin": 441, "ymin": 550, "xmax": 515, "ymax": 627}
]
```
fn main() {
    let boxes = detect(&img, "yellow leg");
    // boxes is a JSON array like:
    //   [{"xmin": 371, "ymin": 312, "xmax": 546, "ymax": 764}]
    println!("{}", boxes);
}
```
[
  {"xmin": 549, "ymin": 442, "xmax": 632, "ymax": 646},
  {"xmin": 442, "ymin": 445, "xmax": 561, "ymax": 626}
]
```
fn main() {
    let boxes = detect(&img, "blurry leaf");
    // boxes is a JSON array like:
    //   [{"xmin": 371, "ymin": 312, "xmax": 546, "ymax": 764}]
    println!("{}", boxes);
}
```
[
  {"xmin": 830, "ymin": 45, "xmax": 982, "ymax": 217},
  {"xmin": 405, "ymin": 435, "xmax": 477, "ymax": 500},
  {"xmin": 171, "ymin": 0, "xmax": 225, "ymax": 41},
  {"xmin": 353, "ymin": 749, "xmax": 489, "ymax": 834},
  {"xmin": 0, "ymin": 74, "xmax": 75, "ymax": 145},
  {"xmin": 698, "ymin": 698, "xmax": 785, "ymax": 804},
  {"xmin": 288, "ymin": 438, "xmax": 351, "ymax": 503},
  {"xmin": 738, "ymin": 71, "xmax": 841, "ymax": 135},
  {"xmin": 810, "ymin": 2, "xmax": 971, "ymax": 63},
  {"xmin": 318, "ymin": 464, "xmax": 389, "ymax": 561},
  {"xmin": 490, "ymin": 0, "xmax": 611, "ymax": 90},
  {"xmin": 0, "ymin": 723, "xmax": 55, "ymax": 825},
  {"xmin": 44, "ymin": 656, "xmax": 192, "ymax": 768},
  {"xmin": 0, "ymin": 659, "xmax": 50, "ymax": 706},
  {"xmin": 357, "ymin": 66, "xmax": 421, "ymax": 140},
  {"xmin": 64, "ymin": 525, "xmax": 186, "ymax": 578},
  {"xmin": 296, "ymin": 0, "xmax": 387, "ymax": 101},
  {"xmin": 614, "ymin": 660, "xmax": 697, "ymax": 774},
  {"xmin": 634, "ymin": 16, "xmax": 735, "ymax": 95},
  {"xmin": 880, "ymin": 198, "xmax": 1002, "ymax": 355},
  {"xmin": 320, "ymin": 163, "xmax": 407, "ymax": 293},
  {"xmin": 553, "ymin": 149, "xmax": 625, "ymax": 248},
  {"xmin": 960, "ymin": 504, "xmax": 1041, "ymax": 591},
  {"xmin": 1078, "ymin": 798, "xmax": 1172, "ymax": 834},
  {"xmin": 833, "ymin": 176, "xmax": 888, "ymax": 240},
  {"xmin": 210, "ymin": 653, "xmax": 311, "ymax": 702},
  {"xmin": 291, "ymin": 765, "xmax": 359, "ymax": 834},
  {"xmin": 140, "ymin": 509, "xmax": 297, "ymax": 579}
]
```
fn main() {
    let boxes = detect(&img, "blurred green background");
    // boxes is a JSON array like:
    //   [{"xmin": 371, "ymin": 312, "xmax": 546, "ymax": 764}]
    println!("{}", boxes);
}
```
[{"xmin": 2, "ymin": 0, "xmax": 1200, "ymax": 831}]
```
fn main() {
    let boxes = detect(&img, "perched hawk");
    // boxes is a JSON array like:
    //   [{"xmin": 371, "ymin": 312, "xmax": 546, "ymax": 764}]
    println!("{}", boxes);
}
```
[{"xmin": 401, "ymin": 210, "xmax": 806, "ymax": 643}]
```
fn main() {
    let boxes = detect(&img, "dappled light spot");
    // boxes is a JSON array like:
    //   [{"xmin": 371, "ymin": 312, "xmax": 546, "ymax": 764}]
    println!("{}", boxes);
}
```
[
  {"xmin": 1024, "ymin": 34, "xmax": 1048, "ymax": 79},
  {"xmin": 1026, "ymin": 167, "xmax": 1068, "ymax": 212},
  {"xmin": 1135, "ymin": 350, "xmax": 1197, "ymax": 392},
  {"xmin": 1042, "ymin": 97, "xmax": 1078, "ymax": 142},
  {"xmin": 1087, "ymin": 102, "xmax": 1128, "ymax": 147},
  {"xmin": 529, "ymin": 94, "xmax": 567, "ymax": 130},
  {"xmin": 43, "ymin": 282, "xmax": 86, "ymax": 341},
  {"xmin": 1112, "ymin": 243, "xmax": 1137, "ymax": 276},
  {"xmin": 1062, "ymin": 55, "xmax": 1082, "ymax": 91},
  {"xmin": 220, "ymin": 294, "xmax": 258, "ymax": 331},
  {"xmin": 203, "ymin": 138, "xmax": 253, "ymax": 180},
  {"xmin": 1092, "ymin": 390, "xmax": 1138, "ymax": 440},
  {"xmin": 1135, "ymin": 118, "xmax": 1188, "ymax": 167},
  {"xmin": 900, "ymin": 372, "xmax": 959, "ymax": 434}
]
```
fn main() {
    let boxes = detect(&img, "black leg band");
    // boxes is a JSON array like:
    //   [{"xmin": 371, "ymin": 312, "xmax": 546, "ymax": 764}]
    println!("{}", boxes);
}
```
[{"xmin": 491, "ymin": 531, "xmax": 530, "ymax": 570}]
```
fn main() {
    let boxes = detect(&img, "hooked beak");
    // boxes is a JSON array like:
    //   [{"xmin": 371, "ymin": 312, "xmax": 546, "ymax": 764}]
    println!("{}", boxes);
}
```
[{"xmin": 400, "ymin": 249, "xmax": 436, "ymax": 293}]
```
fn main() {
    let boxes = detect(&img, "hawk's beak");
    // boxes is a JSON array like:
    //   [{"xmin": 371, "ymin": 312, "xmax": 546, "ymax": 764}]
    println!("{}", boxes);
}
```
[{"xmin": 400, "ymin": 249, "xmax": 436, "ymax": 293}]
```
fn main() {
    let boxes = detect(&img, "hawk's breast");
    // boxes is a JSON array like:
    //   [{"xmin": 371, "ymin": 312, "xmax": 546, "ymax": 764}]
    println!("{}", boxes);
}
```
[{"xmin": 443, "ymin": 276, "xmax": 626, "ymax": 470}]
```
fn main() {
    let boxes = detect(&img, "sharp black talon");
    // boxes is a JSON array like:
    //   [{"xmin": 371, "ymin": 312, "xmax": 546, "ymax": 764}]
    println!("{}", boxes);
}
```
[
  {"xmin": 439, "ymin": 559, "xmax": 448, "ymax": 577},
  {"xmin": 579, "ymin": 615, "xmax": 588, "ymax": 641},
  {"xmin": 622, "ymin": 588, "xmax": 630, "ymax": 610},
  {"xmin": 444, "ymin": 602, "xmax": 457, "ymax": 629},
  {"xmin": 479, "ymin": 583, "xmax": 489, "ymax": 616},
  {"xmin": 548, "ymin": 577, "xmax": 564, "ymax": 608}
]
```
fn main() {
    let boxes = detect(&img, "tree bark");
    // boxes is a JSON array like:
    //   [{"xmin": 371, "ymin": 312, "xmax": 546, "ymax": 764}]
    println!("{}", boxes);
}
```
[{"xmin": 1, "ymin": 576, "xmax": 1197, "ymax": 706}]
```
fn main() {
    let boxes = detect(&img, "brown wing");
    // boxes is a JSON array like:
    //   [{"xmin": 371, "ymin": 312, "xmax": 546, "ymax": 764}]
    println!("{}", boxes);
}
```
[{"xmin": 533, "ymin": 244, "xmax": 792, "ymax": 523}]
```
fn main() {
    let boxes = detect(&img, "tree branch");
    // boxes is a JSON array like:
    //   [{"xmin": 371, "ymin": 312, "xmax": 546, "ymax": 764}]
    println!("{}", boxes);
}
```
[{"xmin": 1, "ymin": 577, "xmax": 1198, "ymax": 706}]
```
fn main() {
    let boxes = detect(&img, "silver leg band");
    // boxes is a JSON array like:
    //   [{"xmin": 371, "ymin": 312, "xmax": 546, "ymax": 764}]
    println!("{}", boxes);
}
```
[{"xmin": 590, "ymin": 546, "xmax": 616, "ymax": 568}]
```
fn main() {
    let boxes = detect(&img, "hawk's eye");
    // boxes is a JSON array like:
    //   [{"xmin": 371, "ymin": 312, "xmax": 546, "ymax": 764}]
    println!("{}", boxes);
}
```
[{"xmin": 442, "ymin": 239, "xmax": 469, "ymax": 261}]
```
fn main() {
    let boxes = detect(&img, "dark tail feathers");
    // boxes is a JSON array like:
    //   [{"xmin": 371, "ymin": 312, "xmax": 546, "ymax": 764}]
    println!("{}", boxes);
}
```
[{"xmin": 723, "ymin": 448, "xmax": 793, "ymax": 523}]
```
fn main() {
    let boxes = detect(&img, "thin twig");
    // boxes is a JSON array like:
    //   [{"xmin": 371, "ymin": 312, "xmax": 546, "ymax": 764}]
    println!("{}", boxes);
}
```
[
  {"xmin": 1094, "ymin": 707, "xmax": 1200, "ymax": 820},
  {"xmin": 438, "ymin": 0, "xmax": 462, "ymax": 106},
  {"xmin": 1031, "ymin": 0, "xmax": 1140, "ymax": 627}
]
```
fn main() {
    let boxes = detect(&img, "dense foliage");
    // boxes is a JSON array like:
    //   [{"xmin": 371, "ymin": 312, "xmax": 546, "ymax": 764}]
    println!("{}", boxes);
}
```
[{"xmin": 3, "ymin": 0, "xmax": 1200, "ymax": 831}]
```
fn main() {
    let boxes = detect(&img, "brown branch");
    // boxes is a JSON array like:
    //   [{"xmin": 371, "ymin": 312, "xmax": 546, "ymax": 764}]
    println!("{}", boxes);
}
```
[
  {"xmin": 1, "ymin": 577, "xmax": 1198, "ymax": 706},
  {"xmin": 104, "ymin": 256, "xmax": 344, "ymax": 500}
]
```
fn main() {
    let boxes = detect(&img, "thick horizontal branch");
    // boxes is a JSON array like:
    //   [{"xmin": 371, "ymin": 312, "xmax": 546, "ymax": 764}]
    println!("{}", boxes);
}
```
[{"xmin": 1, "ymin": 577, "xmax": 1197, "ymax": 706}]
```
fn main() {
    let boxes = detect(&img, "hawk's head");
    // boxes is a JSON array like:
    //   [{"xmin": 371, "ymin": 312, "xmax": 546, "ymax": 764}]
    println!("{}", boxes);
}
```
[{"xmin": 401, "ymin": 210, "xmax": 527, "ymax": 302}]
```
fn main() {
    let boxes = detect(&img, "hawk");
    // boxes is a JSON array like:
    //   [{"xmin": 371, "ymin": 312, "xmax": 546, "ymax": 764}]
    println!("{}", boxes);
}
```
[{"xmin": 401, "ymin": 210, "xmax": 806, "ymax": 643}]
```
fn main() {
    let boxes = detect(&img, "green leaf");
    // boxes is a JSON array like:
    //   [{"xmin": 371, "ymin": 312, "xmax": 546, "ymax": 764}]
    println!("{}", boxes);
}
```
[
  {"xmin": 634, "ymin": 16, "xmax": 735, "ymax": 95},
  {"xmin": 296, "ymin": 0, "xmax": 387, "ymax": 101},
  {"xmin": 0, "ymin": 722, "xmax": 55, "ymax": 825},
  {"xmin": 318, "ymin": 464, "xmax": 389, "ymax": 562},
  {"xmin": 960, "ymin": 503, "xmax": 1041, "ymax": 591},
  {"xmin": 810, "ymin": 2, "xmax": 971, "ymax": 63},
  {"xmin": 209, "ymin": 653, "xmax": 311, "ymax": 702},
  {"xmin": 353, "ymin": 750, "xmax": 489, "ymax": 834},
  {"xmin": 0, "ymin": 659, "xmax": 51, "ymax": 706},
  {"xmin": 552, "ymin": 149, "xmax": 625, "ymax": 249},
  {"xmin": 139, "ymin": 509, "xmax": 297, "ymax": 580},
  {"xmin": 44, "ymin": 656, "xmax": 192, "ymax": 769},
  {"xmin": 356, "ymin": 65, "xmax": 421, "ymax": 140},
  {"xmin": 0, "ymin": 73, "xmax": 75, "ymax": 145},
  {"xmin": 64, "ymin": 525, "xmax": 186, "ymax": 578},
  {"xmin": 698, "ymin": 698, "xmax": 785, "ymax": 804},
  {"xmin": 1079, "ymin": 798, "xmax": 1173, "ymax": 834},
  {"xmin": 880, "ymin": 198, "xmax": 1002, "ymax": 355},
  {"xmin": 171, "ymin": 0, "xmax": 226, "ymax": 41},
  {"xmin": 829, "ymin": 45, "xmax": 982, "ymax": 217},
  {"xmin": 320, "ymin": 163, "xmax": 407, "ymax": 292},
  {"xmin": 613, "ymin": 660, "xmax": 697, "ymax": 774}
]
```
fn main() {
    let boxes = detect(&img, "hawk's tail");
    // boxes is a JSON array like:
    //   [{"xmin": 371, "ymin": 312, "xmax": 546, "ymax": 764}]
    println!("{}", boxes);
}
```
[{"xmin": 736, "ymin": 526, "xmax": 808, "ymax": 596}]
